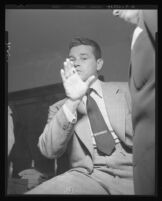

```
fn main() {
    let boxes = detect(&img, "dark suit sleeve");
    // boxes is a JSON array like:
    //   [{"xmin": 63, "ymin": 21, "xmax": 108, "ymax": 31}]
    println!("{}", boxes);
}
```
[
  {"xmin": 120, "ymin": 82, "xmax": 133, "ymax": 147},
  {"xmin": 142, "ymin": 10, "xmax": 157, "ymax": 41}
]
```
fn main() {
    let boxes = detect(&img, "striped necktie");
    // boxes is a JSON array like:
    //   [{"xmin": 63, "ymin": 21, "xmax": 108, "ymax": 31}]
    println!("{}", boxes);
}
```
[{"xmin": 86, "ymin": 88, "xmax": 115, "ymax": 155}]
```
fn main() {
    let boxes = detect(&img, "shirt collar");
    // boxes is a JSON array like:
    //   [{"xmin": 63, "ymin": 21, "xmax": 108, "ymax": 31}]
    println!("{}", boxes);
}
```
[
  {"xmin": 8, "ymin": 106, "xmax": 12, "ymax": 115},
  {"xmin": 131, "ymin": 26, "xmax": 143, "ymax": 50},
  {"xmin": 89, "ymin": 79, "xmax": 103, "ymax": 98}
]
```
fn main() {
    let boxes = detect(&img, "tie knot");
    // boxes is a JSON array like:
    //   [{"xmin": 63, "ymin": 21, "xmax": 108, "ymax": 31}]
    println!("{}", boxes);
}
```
[{"xmin": 86, "ymin": 88, "xmax": 93, "ymax": 96}]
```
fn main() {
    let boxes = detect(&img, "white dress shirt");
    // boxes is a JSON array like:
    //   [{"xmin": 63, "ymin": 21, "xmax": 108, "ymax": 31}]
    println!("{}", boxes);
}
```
[
  {"xmin": 131, "ymin": 26, "xmax": 143, "ymax": 50},
  {"xmin": 63, "ymin": 79, "xmax": 120, "ymax": 147}
]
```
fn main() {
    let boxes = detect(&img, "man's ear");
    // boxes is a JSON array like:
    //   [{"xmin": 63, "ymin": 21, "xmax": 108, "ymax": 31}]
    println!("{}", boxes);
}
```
[{"xmin": 97, "ymin": 58, "xmax": 104, "ymax": 71}]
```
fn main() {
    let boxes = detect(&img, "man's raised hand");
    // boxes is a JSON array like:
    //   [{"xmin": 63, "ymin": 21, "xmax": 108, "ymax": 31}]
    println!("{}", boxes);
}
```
[{"xmin": 60, "ymin": 58, "xmax": 95, "ymax": 100}]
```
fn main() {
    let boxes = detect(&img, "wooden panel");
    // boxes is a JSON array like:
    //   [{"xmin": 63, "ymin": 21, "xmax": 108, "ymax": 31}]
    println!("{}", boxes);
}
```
[{"xmin": 8, "ymin": 83, "xmax": 69, "ymax": 178}]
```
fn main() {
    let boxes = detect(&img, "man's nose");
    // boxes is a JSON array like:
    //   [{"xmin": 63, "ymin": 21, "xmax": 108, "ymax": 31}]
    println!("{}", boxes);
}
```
[
  {"xmin": 113, "ymin": 10, "xmax": 120, "ymax": 16},
  {"xmin": 73, "ymin": 60, "xmax": 80, "ymax": 68}
]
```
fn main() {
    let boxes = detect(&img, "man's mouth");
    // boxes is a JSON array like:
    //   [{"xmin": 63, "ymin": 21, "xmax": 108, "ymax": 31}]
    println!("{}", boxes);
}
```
[{"xmin": 76, "ymin": 70, "xmax": 81, "ymax": 73}]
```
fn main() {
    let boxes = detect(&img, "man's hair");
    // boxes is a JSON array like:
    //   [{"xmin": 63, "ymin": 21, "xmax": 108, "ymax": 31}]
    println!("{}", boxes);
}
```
[{"xmin": 68, "ymin": 37, "xmax": 102, "ymax": 60}]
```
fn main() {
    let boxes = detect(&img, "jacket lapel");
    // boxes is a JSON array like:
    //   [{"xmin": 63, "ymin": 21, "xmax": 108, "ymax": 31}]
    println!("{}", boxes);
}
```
[
  {"xmin": 101, "ymin": 82, "xmax": 126, "ymax": 142},
  {"xmin": 74, "ymin": 82, "xmax": 126, "ymax": 155}
]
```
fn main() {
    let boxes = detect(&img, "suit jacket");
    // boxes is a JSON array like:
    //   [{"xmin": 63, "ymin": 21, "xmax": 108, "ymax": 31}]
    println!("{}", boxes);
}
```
[
  {"xmin": 130, "ymin": 10, "xmax": 157, "ymax": 195},
  {"xmin": 38, "ymin": 81, "xmax": 133, "ymax": 179}
]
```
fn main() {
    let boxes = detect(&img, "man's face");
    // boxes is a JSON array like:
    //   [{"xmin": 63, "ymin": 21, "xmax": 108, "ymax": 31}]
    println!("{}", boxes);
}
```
[
  {"xmin": 113, "ymin": 10, "xmax": 140, "ymax": 24},
  {"xmin": 69, "ymin": 45, "xmax": 102, "ymax": 81}
]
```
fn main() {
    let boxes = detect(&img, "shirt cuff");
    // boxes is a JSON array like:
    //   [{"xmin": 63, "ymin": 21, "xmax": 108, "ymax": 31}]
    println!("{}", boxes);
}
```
[{"xmin": 62, "ymin": 104, "xmax": 77, "ymax": 124}]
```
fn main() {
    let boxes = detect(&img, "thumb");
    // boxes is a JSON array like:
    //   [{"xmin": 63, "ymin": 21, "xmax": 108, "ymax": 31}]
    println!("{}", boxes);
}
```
[
  {"xmin": 86, "ymin": 75, "xmax": 96, "ymax": 87},
  {"xmin": 60, "ymin": 69, "xmax": 66, "ymax": 83}
]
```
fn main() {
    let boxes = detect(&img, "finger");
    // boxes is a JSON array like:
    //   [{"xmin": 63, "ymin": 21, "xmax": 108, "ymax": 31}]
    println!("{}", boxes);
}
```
[
  {"xmin": 64, "ymin": 59, "xmax": 72, "ymax": 78},
  {"xmin": 66, "ymin": 58, "xmax": 73, "ymax": 70},
  {"xmin": 69, "ymin": 60, "xmax": 74, "ymax": 69},
  {"xmin": 18, "ymin": 172, "xmax": 23, "ymax": 176},
  {"xmin": 63, "ymin": 60, "xmax": 68, "ymax": 76},
  {"xmin": 60, "ymin": 69, "xmax": 66, "ymax": 82},
  {"xmin": 67, "ymin": 59, "xmax": 74, "ymax": 77},
  {"xmin": 67, "ymin": 58, "xmax": 75, "ymax": 72},
  {"xmin": 64, "ymin": 59, "xmax": 76, "ymax": 78},
  {"xmin": 18, "ymin": 170, "xmax": 27, "ymax": 176},
  {"xmin": 64, "ymin": 59, "xmax": 71, "ymax": 77},
  {"xmin": 65, "ymin": 58, "xmax": 71, "ymax": 70},
  {"xmin": 86, "ymin": 75, "xmax": 96, "ymax": 87}
]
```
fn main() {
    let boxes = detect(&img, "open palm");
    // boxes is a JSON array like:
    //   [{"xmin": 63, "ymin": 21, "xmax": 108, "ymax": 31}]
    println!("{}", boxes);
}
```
[{"xmin": 60, "ymin": 59, "xmax": 95, "ymax": 100}]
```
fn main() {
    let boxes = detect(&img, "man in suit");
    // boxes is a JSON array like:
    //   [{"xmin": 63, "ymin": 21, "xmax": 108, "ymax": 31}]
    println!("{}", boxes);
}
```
[
  {"xmin": 26, "ymin": 38, "xmax": 134, "ymax": 195},
  {"xmin": 113, "ymin": 10, "xmax": 157, "ymax": 195}
]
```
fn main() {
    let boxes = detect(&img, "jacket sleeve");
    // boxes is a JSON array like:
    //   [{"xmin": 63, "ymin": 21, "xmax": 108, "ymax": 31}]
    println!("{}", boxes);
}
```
[
  {"xmin": 142, "ymin": 10, "xmax": 157, "ymax": 42},
  {"xmin": 38, "ymin": 99, "xmax": 75, "ymax": 159},
  {"xmin": 117, "ymin": 82, "xmax": 132, "ymax": 113},
  {"xmin": 124, "ymin": 85, "xmax": 134, "ymax": 147}
]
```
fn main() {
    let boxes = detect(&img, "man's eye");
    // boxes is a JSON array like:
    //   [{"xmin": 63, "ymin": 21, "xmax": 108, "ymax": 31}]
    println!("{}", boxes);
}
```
[
  {"xmin": 69, "ymin": 58, "xmax": 75, "ymax": 62},
  {"xmin": 81, "ymin": 58, "xmax": 87, "ymax": 60}
]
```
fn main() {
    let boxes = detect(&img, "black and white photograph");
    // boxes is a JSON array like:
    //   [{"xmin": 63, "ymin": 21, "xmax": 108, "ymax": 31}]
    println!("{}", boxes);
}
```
[{"xmin": 6, "ymin": 5, "xmax": 157, "ymax": 196}]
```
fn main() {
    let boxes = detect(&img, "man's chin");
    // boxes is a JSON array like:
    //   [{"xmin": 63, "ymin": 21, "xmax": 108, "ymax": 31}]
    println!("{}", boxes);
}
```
[
  {"xmin": 80, "ymin": 74, "xmax": 97, "ymax": 82},
  {"xmin": 77, "ymin": 74, "xmax": 83, "ymax": 80},
  {"xmin": 78, "ymin": 74, "xmax": 86, "ymax": 81}
]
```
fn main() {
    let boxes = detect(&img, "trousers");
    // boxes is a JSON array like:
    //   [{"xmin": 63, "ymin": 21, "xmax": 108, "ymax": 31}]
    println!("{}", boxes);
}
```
[{"xmin": 25, "ymin": 143, "xmax": 134, "ymax": 195}]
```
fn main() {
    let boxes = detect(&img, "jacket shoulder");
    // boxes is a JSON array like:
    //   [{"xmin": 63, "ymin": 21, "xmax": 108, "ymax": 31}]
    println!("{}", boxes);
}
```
[
  {"xmin": 103, "ymin": 81, "xmax": 129, "ymax": 92},
  {"xmin": 103, "ymin": 81, "xmax": 131, "ymax": 110}
]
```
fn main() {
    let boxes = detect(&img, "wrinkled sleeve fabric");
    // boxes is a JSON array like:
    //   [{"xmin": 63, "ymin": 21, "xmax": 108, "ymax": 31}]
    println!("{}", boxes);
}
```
[{"xmin": 38, "ymin": 99, "xmax": 76, "ymax": 159}]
